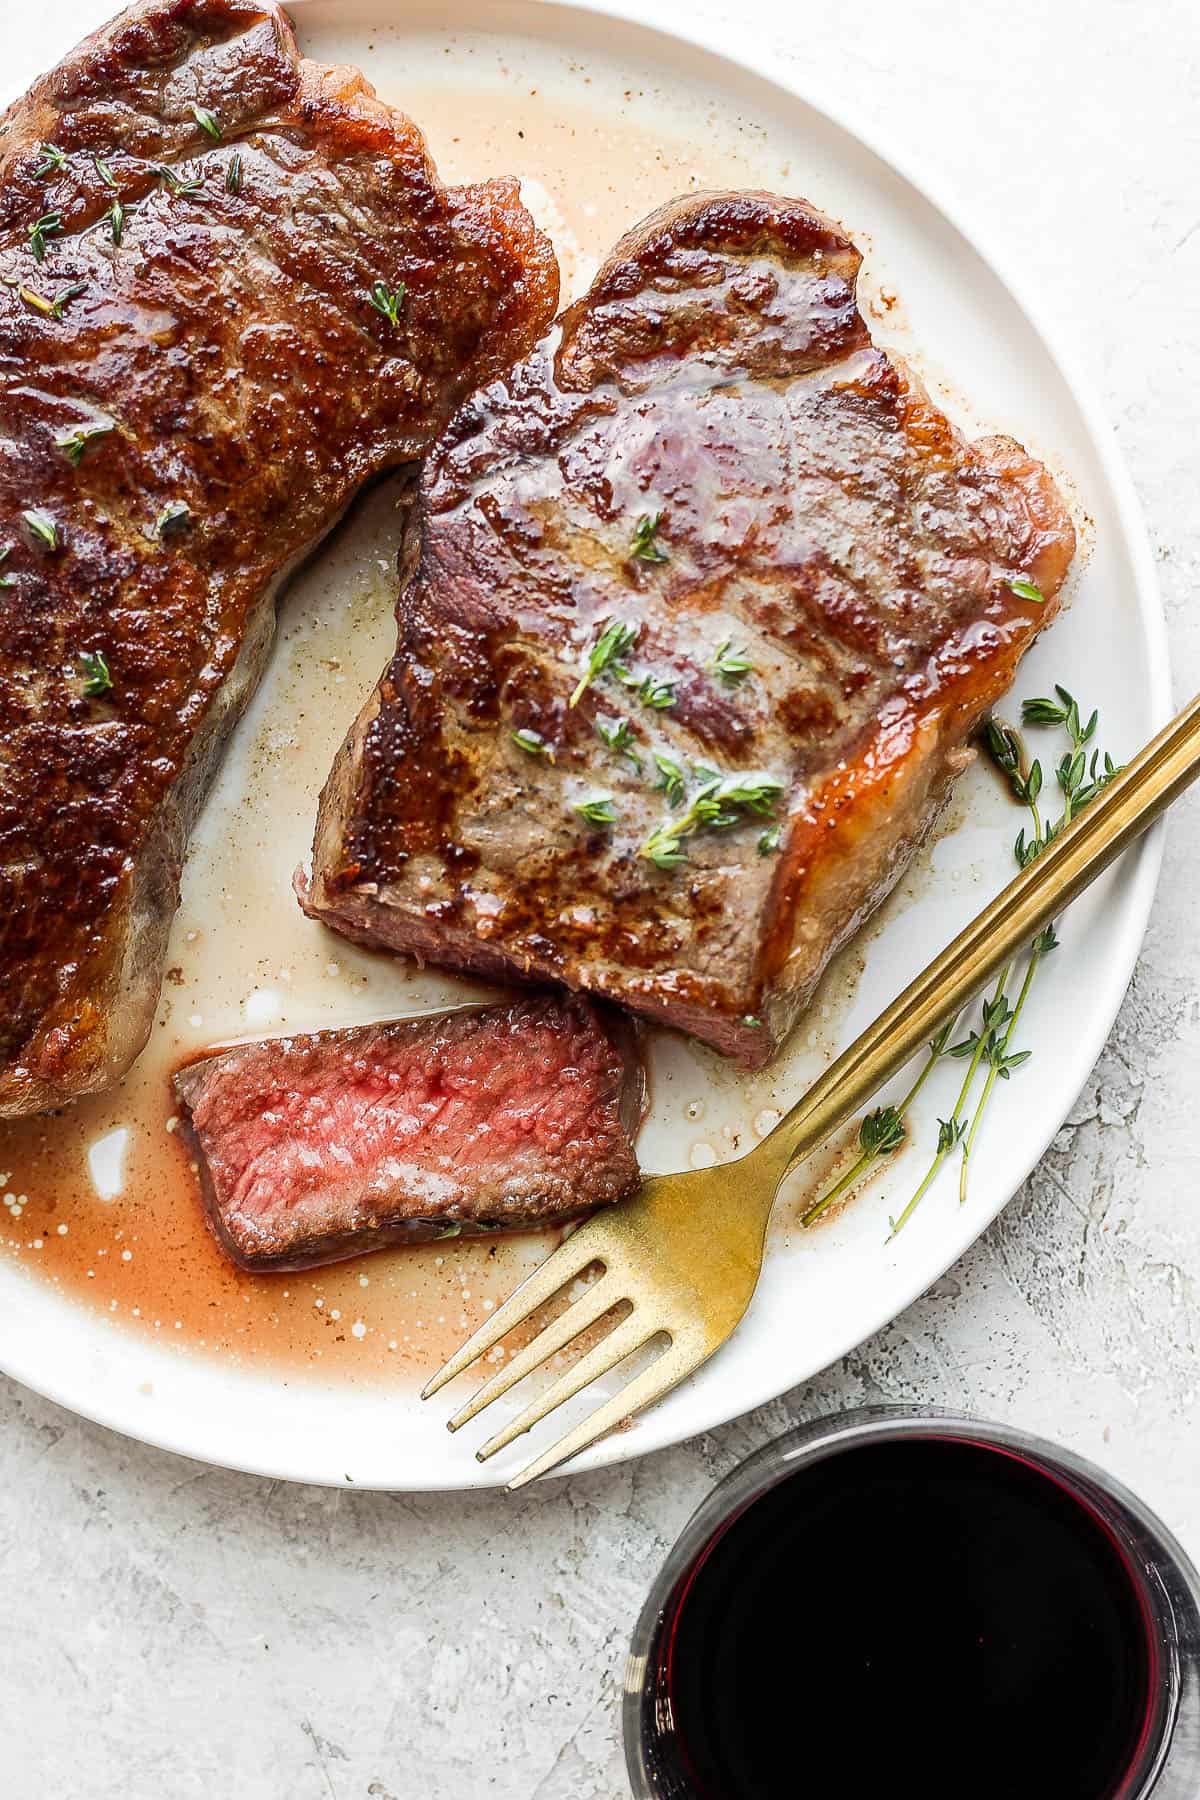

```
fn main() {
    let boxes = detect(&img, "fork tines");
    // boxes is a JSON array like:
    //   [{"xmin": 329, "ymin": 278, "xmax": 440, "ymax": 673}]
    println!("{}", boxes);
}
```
[{"xmin": 420, "ymin": 1216, "xmax": 676, "ymax": 1488}]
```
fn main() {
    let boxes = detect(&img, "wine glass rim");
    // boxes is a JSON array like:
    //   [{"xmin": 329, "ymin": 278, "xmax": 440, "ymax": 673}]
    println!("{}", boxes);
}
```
[{"xmin": 624, "ymin": 1405, "xmax": 1200, "ymax": 1800}]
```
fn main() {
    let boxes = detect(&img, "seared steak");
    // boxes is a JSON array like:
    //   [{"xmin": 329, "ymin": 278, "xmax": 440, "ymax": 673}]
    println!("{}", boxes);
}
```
[
  {"xmin": 305, "ymin": 191, "xmax": 1076, "ymax": 1067},
  {"xmin": 173, "ymin": 994, "xmax": 643, "ymax": 1271},
  {"xmin": 0, "ymin": 0, "xmax": 558, "ymax": 1118}
]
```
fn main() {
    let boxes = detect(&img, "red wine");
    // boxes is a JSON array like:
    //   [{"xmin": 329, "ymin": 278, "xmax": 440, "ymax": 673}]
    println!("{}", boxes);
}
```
[{"xmin": 644, "ymin": 1437, "xmax": 1156, "ymax": 1799}]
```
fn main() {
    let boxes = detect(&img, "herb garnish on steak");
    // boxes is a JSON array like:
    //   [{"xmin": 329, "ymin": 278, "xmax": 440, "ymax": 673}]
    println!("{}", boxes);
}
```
[
  {"xmin": 304, "ymin": 190, "xmax": 1076, "ymax": 1067},
  {"xmin": 0, "ymin": 0, "xmax": 559, "ymax": 1118}
]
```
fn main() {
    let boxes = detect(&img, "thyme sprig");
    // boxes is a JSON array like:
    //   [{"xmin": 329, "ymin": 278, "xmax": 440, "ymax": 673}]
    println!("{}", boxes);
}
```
[
  {"xmin": 616, "ymin": 667, "xmax": 675, "ymax": 709},
  {"xmin": 802, "ymin": 682, "xmax": 1122, "ymax": 1239},
  {"xmin": 368, "ymin": 279, "xmax": 406, "ymax": 326},
  {"xmin": 642, "ymin": 772, "xmax": 782, "ymax": 871},
  {"xmin": 23, "ymin": 508, "xmax": 59, "ymax": 550},
  {"xmin": 570, "ymin": 618, "xmax": 637, "ymax": 708},
  {"xmin": 630, "ymin": 512, "xmax": 668, "ymax": 563},
  {"xmin": 79, "ymin": 649, "xmax": 112, "ymax": 696},
  {"xmin": 28, "ymin": 212, "xmax": 62, "ymax": 262},
  {"xmin": 33, "ymin": 143, "xmax": 68, "ymax": 179},
  {"xmin": 157, "ymin": 165, "xmax": 205, "ymax": 198},
  {"xmin": 596, "ymin": 716, "xmax": 641, "ymax": 772},
  {"xmin": 56, "ymin": 419, "xmax": 112, "ymax": 465},
  {"xmin": 511, "ymin": 726, "xmax": 552, "ymax": 759},
  {"xmin": 18, "ymin": 279, "xmax": 86, "ymax": 320},
  {"xmin": 801, "ymin": 1020, "xmax": 956, "ymax": 1228},
  {"xmin": 190, "ymin": 104, "xmax": 222, "ymax": 141},
  {"xmin": 654, "ymin": 752, "xmax": 687, "ymax": 805},
  {"xmin": 574, "ymin": 795, "xmax": 617, "ymax": 829},
  {"xmin": 712, "ymin": 639, "xmax": 754, "ymax": 684},
  {"xmin": 949, "ymin": 688, "xmax": 1117, "ymax": 1200}
]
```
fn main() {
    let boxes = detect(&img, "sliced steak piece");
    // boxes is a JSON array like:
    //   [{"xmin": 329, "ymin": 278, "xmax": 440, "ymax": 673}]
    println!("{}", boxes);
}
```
[
  {"xmin": 304, "ymin": 190, "xmax": 1076, "ymax": 1068},
  {"xmin": 0, "ymin": 0, "xmax": 559, "ymax": 1119},
  {"xmin": 173, "ymin": 994, "xmax": 643, "ymax": 1272}
]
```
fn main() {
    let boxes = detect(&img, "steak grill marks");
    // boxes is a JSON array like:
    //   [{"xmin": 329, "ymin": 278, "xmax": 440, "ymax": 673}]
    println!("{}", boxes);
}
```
[{"xmin": 305, "ymin": 190, "xmax": 1076, "ymax": 1067}]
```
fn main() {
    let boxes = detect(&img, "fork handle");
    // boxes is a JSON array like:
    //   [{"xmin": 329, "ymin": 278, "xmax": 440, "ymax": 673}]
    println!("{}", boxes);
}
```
[{"xmin": 760, "ymin": 689, "xmax": 1200, "ymax": 1184}]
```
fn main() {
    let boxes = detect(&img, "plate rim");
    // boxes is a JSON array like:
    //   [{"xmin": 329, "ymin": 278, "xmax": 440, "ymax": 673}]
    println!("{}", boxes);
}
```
[{"xmin": 0, "ymin": 0, "xmax": 1170, "ymax": 1488}]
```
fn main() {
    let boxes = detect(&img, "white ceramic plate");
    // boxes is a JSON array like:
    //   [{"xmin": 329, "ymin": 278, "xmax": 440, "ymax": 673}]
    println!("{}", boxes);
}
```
[{"xmin": 0, "ymin": 0, "xmax": 1167, "ymax": 1488}]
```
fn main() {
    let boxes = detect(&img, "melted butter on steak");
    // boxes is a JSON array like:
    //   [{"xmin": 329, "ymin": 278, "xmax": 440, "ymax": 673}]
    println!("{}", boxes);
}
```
[{"xmin": 305, "ymin": 190, "xmax": 1075, "ymax": 1067}]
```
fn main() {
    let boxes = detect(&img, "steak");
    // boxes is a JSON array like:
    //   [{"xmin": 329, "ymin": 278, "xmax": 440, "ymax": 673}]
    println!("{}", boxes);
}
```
[
  {"xmin": 173, "ymin": 994, "xmax": 644, "ymax": 1271},
  {"xmin": 304, "ymin": 191, "xmax": 1076, "ymax": 1067},
  {"xmin": 0, "ymin": 0, "xmax": 558, "ymax": 1118}
]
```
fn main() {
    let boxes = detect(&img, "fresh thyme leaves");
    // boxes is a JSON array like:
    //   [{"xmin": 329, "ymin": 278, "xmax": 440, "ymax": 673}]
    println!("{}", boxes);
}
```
[
  {"xmin": 18, "ymin": 280, "xmax": 86, "ymax": 320},
  {"xmin": 888, "ymin": 684, "xmax": 1120, "ymax": 1235},
  {"xmin": 937, "ymin": 1116, "xmax": 969, "ymax": 1153},
  {"xmin": 569, "ymin": 617, "xmax": 676, "ymax": 714},
  {"xmin": 152, "ymin": 500, "xmax": 191, "ymax": 538},
  {"xmin": 79, "ymin": 649, "xmax": 113, "ymax": 696},
  {"xmin": 511, "ymin": 726, "xmax": 552, "ymax": 759},
  {"xmin": 190, "ymin": 104, "xmax": 223, "ymax": 141},
  {"xmin": 93, "ymin": 154, "xmax": 117, "ymax": 189},
  {"xmin": 1022, "ymin": 684, "xmax": 1098, "ymax": 746},
  {"xmin": 48, "ymin": 280, "xmax": 86, "ymax": 320},
  {"xmin": 23, "ymin": 508, "xmax": 59, "ymax": 550},
  {"xmin": 33, "ymin": 143, "xmax": 68, "ymax": 179},
  {"xmin": 28, "ymin": 212, "xmax": 62, "ymax": 263},
  {"xmin": 56, "ymin": 420, "xmax": 112, "ymax": 465},
  {"xmin": 574, "ymin": 795, "xmax": 617, "ymax": 829},
  {"xmin": 596, "ymin": 716, "xmax": 641, "ymax": 771},
  {"xmin": 654, "ymin": 753, "xmax": 687, "ymax": 805},
  {"xmin": 157, "ymin": 165, "xmax": 205, "ymax": 198},
  {"xmin": 712, "ymin": 639, "xmax": 754, "ymax": 685},
  {"xmin": 630, "ymin": 511, "xmax": 668, "ymax": 564},
  {"xmin": 368, "ymin": 280, "xmax": 406, "ymax": 325},
  {"xmin": 862, "ymin": 1106, "xmax": 906, "ymax": 1157},
  {"xmin": 801, "ymin": 1020, "xmax": 956, "ymax": 1228},
  {"xmin": 758, "ymin": 822, "xmax": 782, "ymax": 856},
  {"xmin": 107, "ymin": 199, "xmax": 125, "ymax": 246},
  {"xmin": 1010, "ymin": 576, "xmax": 1046, "ymax": 606},
  {"xmin": 645, "ymin": 835, "xmax": 687, "ymax": 872},
  {"xmin": 570, "ymin": 618, "xmax": 637, "ymax": 708},
  {"xmin": 642, "ymin": 772, "xmax": 783, "ymax": 871},
  {"xmin": 226, "ymin": 153, "xmax": 243, "ymax": 195},
  {"xmin": 0, "ymin": 547, "xmax": 13, "ymax": 588},
  {"xmin": 618, "ymin": 669, "xmax": 676, "ymax": 710}
]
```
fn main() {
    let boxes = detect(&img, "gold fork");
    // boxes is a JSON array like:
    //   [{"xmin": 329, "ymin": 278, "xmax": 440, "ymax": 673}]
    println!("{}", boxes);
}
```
[{"xmin": 423, "ymin": 691, "xmax": 1200, "ymax": 1487}]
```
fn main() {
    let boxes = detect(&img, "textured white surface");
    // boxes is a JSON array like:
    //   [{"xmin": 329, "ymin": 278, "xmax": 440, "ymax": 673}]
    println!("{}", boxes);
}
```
[{"xmin": 4, "ymin": 1, "xmax": 1200, "ymax": 1793}]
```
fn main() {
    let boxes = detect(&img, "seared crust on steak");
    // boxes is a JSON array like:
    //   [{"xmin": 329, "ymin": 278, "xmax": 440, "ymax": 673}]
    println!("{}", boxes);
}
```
[
  {"xmin": 0, "ymin": 0, "xmax": 558, "ymax": 1117},
  {"xmin": 173, "ymin": 994, "xmax": 644, "ymax": 1271},
  {"xmin": 304, "ymin": 191, "xmax": 1075, "ymax": 1067}
]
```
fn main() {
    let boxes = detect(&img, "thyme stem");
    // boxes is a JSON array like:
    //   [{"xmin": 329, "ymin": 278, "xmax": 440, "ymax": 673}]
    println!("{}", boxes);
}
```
[
  {"xmin": 958, "ymin": 947, "xmax": 1041, "ymax": 1203},
  {"xmin": 801, "ymin": 1020, "xmax": 955, "ymax": 1229},
  {"xmin": 888, "ymin": 980, "xmax": 1006, "ymax": 1238}
]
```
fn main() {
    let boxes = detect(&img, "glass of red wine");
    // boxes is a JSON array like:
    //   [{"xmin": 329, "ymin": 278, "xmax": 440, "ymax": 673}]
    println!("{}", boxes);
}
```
[{"xmin": 625, "ymin": 1407, "xmax": 1200, "ymax": 1800}]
